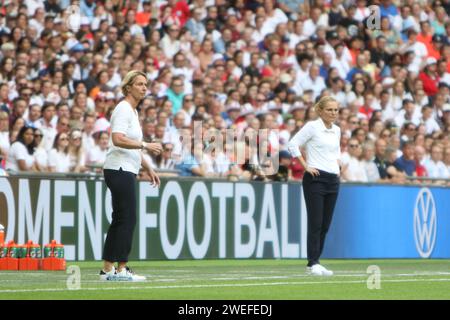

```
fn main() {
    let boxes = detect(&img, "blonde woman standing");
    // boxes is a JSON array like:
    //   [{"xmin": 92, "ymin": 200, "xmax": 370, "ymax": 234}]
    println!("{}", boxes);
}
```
[
  {"xmin": 287, "ymin": 96, "xmax": 341, "ymax": 276},
  {"xmin": 101, "ymin": 70, "xmax": 162, "ymax": 281}
]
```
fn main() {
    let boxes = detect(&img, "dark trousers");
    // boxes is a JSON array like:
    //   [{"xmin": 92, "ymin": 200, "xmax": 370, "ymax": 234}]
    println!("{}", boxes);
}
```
[
  {"xmin": 102, "ymin": 168, "xmax": 137, "ymax": 263},
  {"xmin": 302, "ymin": 170, "xmax": 340, "ymax": 267}
]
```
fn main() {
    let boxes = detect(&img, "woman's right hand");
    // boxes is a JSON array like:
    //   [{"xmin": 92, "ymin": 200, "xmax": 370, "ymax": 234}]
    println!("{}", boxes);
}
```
[
  {"xmin": 145, "ymin": 142, "xmax": 163, "ymax": 155},
  {"xmin": 305, "ymin": 166, "xmax": 320, "ymax": 177}
]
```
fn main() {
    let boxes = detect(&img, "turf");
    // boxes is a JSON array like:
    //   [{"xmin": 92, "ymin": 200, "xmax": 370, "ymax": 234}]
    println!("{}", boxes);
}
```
[{"xmin": 0, "ymin": 259, "xmax": 450, "ymax": 300}]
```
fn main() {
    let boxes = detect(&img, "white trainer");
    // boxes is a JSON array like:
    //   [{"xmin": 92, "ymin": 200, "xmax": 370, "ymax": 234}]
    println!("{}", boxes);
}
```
[
  {"xmin": 308, "ymin": 264, "xmax": 323, "ymax": 276},
  {"xmin": 99, "ymin": 266, "xmax": 116, "ymax": 281},
  {"xmin": 316, "ymin": 264, "xmax": 334, "ymax": 276},
  {"xmin": 113, "ymin": 266, "xmax": 146, "ymax": 282}
]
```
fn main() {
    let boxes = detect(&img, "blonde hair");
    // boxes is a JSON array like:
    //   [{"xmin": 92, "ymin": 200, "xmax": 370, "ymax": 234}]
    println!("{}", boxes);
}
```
[
  {"xmin": 120, "ymin": 70, "xmax": 147, "ymax": 96},
  {"xmin": 313, "ymin": 96, "xmax": 338, "ymax": 113}
]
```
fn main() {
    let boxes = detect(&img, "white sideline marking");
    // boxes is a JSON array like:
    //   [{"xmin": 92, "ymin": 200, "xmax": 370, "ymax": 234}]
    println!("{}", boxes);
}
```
[{"xmin": 1, "ymin": 278, "xmax": 450, "ymax": 294}]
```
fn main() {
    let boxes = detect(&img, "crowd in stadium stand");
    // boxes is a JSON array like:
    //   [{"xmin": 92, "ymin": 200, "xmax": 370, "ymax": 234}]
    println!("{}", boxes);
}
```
[{"xmin": 0, "ymin": 0, "xmax": 450, "ymax": 184}]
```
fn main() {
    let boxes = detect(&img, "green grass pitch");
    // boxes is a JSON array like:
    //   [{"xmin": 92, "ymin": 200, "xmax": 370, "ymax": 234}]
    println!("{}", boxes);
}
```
[{"xmin": 1, "ymin": 259, "xmax": 450, "ymax": 300}]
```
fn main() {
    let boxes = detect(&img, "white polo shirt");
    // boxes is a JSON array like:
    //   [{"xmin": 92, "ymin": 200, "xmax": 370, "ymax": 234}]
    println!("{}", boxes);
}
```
[
  {"xmin": 103, "ymin": 100, "xmax": 143, "ymax": 174},
  {"xmin": 287, "ymin": 118, "xmax": 341, "ymax": 175}
]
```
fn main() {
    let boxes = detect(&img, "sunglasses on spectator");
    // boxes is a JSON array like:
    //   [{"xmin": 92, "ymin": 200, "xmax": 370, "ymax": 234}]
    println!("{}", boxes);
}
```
[
  {"xmin": 349, "ymin": 144, "xmax": 360, "ymax": 148},
  {"xmin": 164, "ymin": 148, "xmax": 173, "ymax": 151},
  {"xmin": 35, "ymin": 133, "xmax": 43, "ymax": 137}
]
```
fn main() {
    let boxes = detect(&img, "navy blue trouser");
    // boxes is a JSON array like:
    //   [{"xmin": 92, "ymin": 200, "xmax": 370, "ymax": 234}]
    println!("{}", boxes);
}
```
[
  {"xmin": 102, "ymin": 168, "xmax": 137, "ymax": 263},
  {"xmin": 302, "ymin": 170, "xmax": 340, "ymax": 267}
]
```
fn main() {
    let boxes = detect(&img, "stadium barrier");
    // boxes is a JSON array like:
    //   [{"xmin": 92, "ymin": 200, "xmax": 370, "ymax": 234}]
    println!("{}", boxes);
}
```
[{"xmin": 0, "ymin": 175, "xmax": 449, "ymax": 260}]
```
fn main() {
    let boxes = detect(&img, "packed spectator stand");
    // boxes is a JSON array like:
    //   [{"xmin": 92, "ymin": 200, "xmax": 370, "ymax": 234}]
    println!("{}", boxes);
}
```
[{"xmin": 0, "ymin": 0, "xmax": 449, "ymax": 185}]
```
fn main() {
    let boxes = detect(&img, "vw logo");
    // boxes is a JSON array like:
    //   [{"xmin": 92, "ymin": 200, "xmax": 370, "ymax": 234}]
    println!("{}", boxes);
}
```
[{"xmin": 414, "ymin": 188, "xmax": 437, "ymax": 258}]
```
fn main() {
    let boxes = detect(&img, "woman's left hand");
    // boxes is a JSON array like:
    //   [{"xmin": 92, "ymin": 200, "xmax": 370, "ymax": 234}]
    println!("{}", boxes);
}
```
[{"xmin": 147, "ymin": 168, "xmax": 161, "ymax": 188}]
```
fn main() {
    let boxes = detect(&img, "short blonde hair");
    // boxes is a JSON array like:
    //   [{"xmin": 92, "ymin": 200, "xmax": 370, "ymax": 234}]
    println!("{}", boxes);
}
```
[
  {"xmin": 313, "ymin": 96, "xmax": 338, "ymax": 113},
  {"xmin": 0, "ymin": 111, "xmax": 8, "ymax": 120},
  {"xmin": 121, "ymin": 70, "xmax": 147, "ymax": 96}
]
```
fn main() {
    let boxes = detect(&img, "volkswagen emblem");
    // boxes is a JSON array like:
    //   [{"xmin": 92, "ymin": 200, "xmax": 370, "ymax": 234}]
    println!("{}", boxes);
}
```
[{"xmin": 414, "ymin": 188, "xmax": 437, "ymax": 258}]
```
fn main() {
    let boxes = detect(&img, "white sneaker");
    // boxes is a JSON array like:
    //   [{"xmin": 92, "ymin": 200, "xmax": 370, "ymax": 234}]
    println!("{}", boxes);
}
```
[
  {"xmin": 113, "ymin": 266, "xmax": 146, "ymax": 282},
  {"xmin": 307, "ymin": 264, "xmax": 334, "ymax": 276},
  {"xmin": 308, "ymin": 264, "xmax": 324, "ymax": 276},
  {"xmin": 99, "ymin": 266, "xmax": 116, "ymax": 281},
  {"xmin": 316, "ymin": 264, "xmax": 334, "ymax": 276}
]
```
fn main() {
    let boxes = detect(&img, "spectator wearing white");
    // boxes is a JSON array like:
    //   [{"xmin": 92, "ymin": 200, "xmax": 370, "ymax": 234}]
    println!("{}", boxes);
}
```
[
  {"xmin": 86, "ymin": 131, "xmax": 109, "ymax": 168},
  {"xmin": 302, "ymin": 6, "xmax": 328, "ymax": 38},
  {"xmin": 205, "ymin": 147, "xmax": 231, "ymax": 177},
  {"xmin": 38, "ymin": 103, "xmax": 57, "ymax": 151},
  {"xmin": 289, "ymin": 19, "xmax": 307, "ymax": 50},
  {"xmin": 331, "ymin": 42, "xmax": 351, "ymax": 80},
  {"xmin": 69, "ymin": 129, "xmax": 87, "ymax": 173},
  {"xmin": 379, "ymin": 90, "xmax": 396, "ymax": 122},
  {"xmin": 424, "ymin": 144, "xmax": 450, "ymax": 179},
  {"xmin": 261, "ymin": 0, "xmax": 289, "ymax": 34},
  {"xmin": 353, "ymin": 0, "xmax": 371, "ymax": 22},
  {"xmin": 329, "ymin": 77, "xmax": 347, "ymax": 107},
  {"xmin": 346, "ymin": 78, "xmax": 366, "ymax": 109},
  {"xmin": 292, "ymin": 53, "xmax": 312, "ymax": 94},
  {"xmin": 362, "ymin": 141, "xmax": 381, "ymax": 182},
  {"xmin": 399, "ymin": 29, "xmax": 428, "ymax": 74},
  {"xmin": 394, "ymin": 99, "xmax": 421, "ymax": 128},
  {"xmin": 33, "ymin": 129, "xmax": 48, "ymax": 172},
  {"xmin": 444, "ymin": 147, "xmax": 450, "ymax": 174},
  {"xmin": 300, "ymin": 64, "xmax": 326, "ymax": 101},
  {"xmin": 160, "ymin": 24, "xmax": 181, "ymax": 60},
  {"xmin": 153, "ymin": 142, "xmax": 176, "ymax": 170},
  {"xmin": 342, "ymin": 138, "xmax": 368, "ymax": 182},
  {"xmin": 251, "ymin": 15, "xmax": 267, "ymax": 44},
  {"xmin": 82, "ymin": 112, "xmax": 97, "ymax": 155},
  {"xmin": 0, "ymin": 111, "xmax": 10, "ymax": 159},
  {"xmin": 179, "ymin": 95, "xmax": 195, "ymax": 127},
  {"xmin": 171, "ymin": 52, "xmax": 194, "ymax": 92},
  {"xmin": 125, "ymin": 9, "xmax": 144, "ymax": 36},
  {"xmin": 389, "ymin": 80, "xmax": 414, "ymax": 111},
  {"xmin": 5, "ymin": 126, "xmax": 36, "ymax": 172},
  {"xmin": 163, "ymin": 112, "xmax": 185, "ymax": 161},
  {"xmin": 26, "ymin": 104, "xmax": 42, "ymax": 129},
  {"xmin": 420, "ymin": 104, "xmax": 442, "ymax": 135},
  {"xmin": 48, "ymin": 132, "xmax": 71, "ymax": 173}
]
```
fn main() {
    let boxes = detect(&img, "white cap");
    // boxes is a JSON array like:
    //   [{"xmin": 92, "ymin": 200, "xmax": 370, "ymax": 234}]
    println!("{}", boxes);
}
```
[
  {"xmin": 226, "ymin": 101, "xmax": 241, "ymax": 112},
  {"xmin": 240, "ymin": 103, "xmax": 254, "ymax": 117},
  {"xmin": 267, "ymin": 100, "xmax": 281, "ymax": 111},
  {"xmin": 289, "ymin": 101, "xmax": 305, "ymax": 113},
  {"xmin": 443, "ymin": 103, "xmax": 450, "ymax": 112},
  {"xmin": 426, "ymin": 57, "xmax": 437, "ymax": 66}
]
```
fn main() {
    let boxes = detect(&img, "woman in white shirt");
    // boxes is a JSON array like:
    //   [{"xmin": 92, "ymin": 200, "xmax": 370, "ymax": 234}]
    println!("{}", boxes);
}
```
[
  {"xmin": 0, "ymin": 111, "xmax": 10, "ymax": 159},
  {"xmin": 33, "ymin": 129, "xmax": 49, "ymax": 172},
  {"xmin": 86, "ymin": 131, "xmax": 109, "ymax": 169},
  {"xmin": 101, "ymin": 71, "xmax": 162, "ymax": 281},
  {"xmin": 47, "ymin": 133, "xmax": 71, "ymax": 173},
  {"xmin": 68, "ymin": 129, "xmax": 87, "ymax": 173},
  {"xmin": 5, "ymin": 126, "xmax": 36, "ymax": 172},
  {"xmin": 287, "ymin": 96, "xmax": 340, "ymax": 277}
]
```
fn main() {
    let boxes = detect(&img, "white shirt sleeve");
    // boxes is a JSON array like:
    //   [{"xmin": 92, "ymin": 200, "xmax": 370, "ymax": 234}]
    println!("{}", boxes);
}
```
[
  {"xmin": 287, "ymin": 122, "xmax": 313, "ymax": 158},
  {"xmin": 47, "ymin": 149, "xmax": 58, "ymax": 168},
  {"xmin": 110, "ymin": 103, "xmax": 131, "ymax": 134},
  {"xmin": 13, "ymin": 143, "xmax": 29, "ymax": 161}
]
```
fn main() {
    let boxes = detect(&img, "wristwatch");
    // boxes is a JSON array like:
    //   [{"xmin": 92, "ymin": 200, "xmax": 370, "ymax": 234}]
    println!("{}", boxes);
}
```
[{"xmin": 141, "ymin": 141, "xmax": 147, "ymax": 149}]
